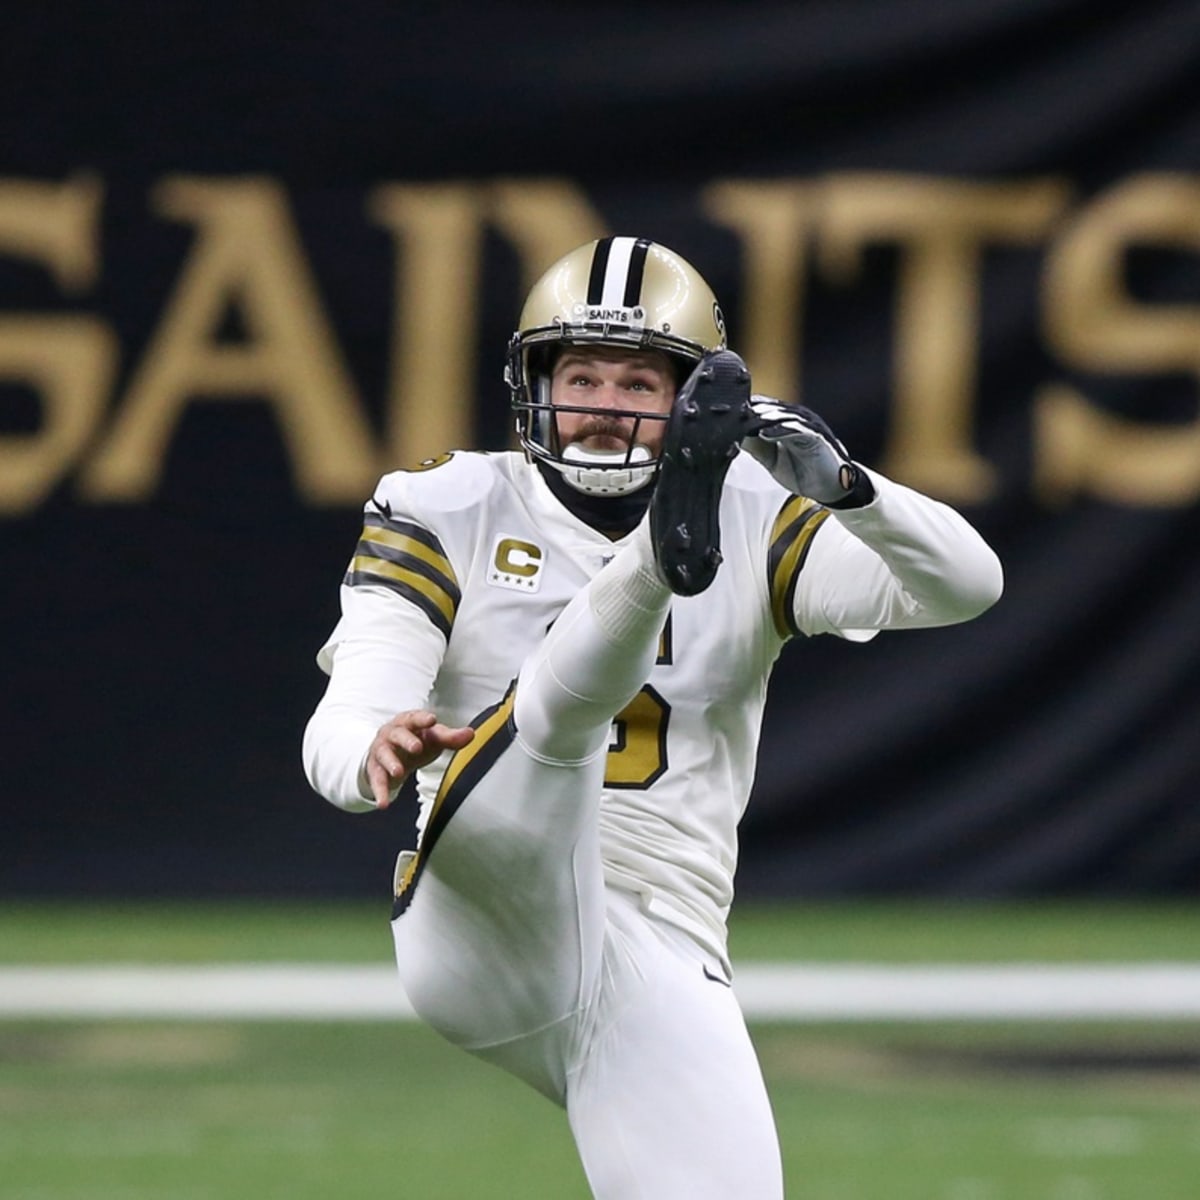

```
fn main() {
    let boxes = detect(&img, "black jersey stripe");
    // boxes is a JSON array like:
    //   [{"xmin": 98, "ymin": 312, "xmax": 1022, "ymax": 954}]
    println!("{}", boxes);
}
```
[
  {"xmin": 768, "ymin": 497, "xmax": 831, "ymax": 638},
  {"xmin": 622, "ymin": 238, "xmax": 651, "ymax": 307},
  {"xmin": 362, "ymin": 511, "xmax": 445, "ymax": 555},
  {"xmin": 358, "ymin": 520, "xmax": 457, "ymax": 596},
  {"xmin": 586, "ymin": 236, "xmax": 614, "ymax": 305},
  {"xmin": 768, "ymin": 495, "xmax": 821, "ymax": 580},
  {"xmin": 346, "ymin": 514, "xmax": 460, "ymax": 635},
  {"xmin": 344, "ymin": 566, "xmax": 456, "ymax": 639},
  {"xmin": 656, "ymin": 611, "xmax": 673, "ymax": 665},
  {"xmin": 391, "ymin": 688, "xmax": 518, "ymax": 919},
  {"xmin": 355, "ymin": 538, "xmax": 461, "ymax": 605}
]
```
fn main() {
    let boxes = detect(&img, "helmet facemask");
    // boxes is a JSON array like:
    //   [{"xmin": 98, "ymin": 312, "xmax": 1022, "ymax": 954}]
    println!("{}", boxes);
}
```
[{"xmin": 512, "ymin": 341, "xmax": 679, "ymax": 496}]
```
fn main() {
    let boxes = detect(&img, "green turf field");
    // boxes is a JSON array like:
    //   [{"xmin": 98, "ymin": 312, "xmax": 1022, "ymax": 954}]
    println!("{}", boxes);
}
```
[
  {"xmin": 4, "ymin": 897, "xmax": 1200, "ymax": 964},
  {"xmin": 2, "ymin": 900, "xmax": 1198, "ymax": 1199}
]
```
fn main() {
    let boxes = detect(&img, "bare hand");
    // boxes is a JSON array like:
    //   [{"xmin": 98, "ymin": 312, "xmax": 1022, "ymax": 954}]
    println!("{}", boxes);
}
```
[{"xmin": 365, "ymin": 710, "xmax": 475, "ymax": 808}]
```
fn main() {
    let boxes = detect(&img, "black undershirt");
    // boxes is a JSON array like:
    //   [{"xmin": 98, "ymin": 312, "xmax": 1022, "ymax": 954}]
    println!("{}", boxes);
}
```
[{"xmin": 535, "ymin": 460, "xmax": 653, "ymax": 537}]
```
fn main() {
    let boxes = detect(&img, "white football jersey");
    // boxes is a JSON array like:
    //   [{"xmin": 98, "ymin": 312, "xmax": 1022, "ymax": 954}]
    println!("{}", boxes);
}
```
[{"xmin": 305, "ymin": 449, "xmax": 1002, "ymax": 962}]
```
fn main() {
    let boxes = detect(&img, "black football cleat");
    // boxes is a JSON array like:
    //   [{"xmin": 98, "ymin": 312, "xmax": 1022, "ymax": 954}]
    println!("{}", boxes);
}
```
[{"xmin": 650, "ymin": 349, "xmax": 755, "ymax": 596}]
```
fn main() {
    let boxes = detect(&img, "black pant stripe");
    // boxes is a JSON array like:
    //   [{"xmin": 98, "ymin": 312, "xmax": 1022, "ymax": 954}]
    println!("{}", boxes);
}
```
[{"xmin": 391, "ymin": 688, "xmax": 517, "ymax": 919}]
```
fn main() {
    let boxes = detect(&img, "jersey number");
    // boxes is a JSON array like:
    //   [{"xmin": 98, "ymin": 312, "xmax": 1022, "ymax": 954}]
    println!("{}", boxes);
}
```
[{"xmin": 605, "ymin": 685, "xmax": 670, "ymax": 789}]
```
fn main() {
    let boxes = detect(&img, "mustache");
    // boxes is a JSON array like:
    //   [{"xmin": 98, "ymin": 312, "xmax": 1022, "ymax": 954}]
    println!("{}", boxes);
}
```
[{"xmin": 573, "ymin": 414, "xmax": 635, "ymax": 440}]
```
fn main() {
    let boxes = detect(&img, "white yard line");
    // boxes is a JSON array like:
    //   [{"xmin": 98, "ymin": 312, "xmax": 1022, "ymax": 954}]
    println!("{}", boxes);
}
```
[
  {"xmin": 731, "ymin": 964, "xmax": 1200, "ymax": 1020},
  {"xmin": 3, "ymin": 963, "xmax": 1200, "ymax": 1021},
  {"xmin": 0, "ymin": 966, "xmax": 411, "ymax": 1020}
]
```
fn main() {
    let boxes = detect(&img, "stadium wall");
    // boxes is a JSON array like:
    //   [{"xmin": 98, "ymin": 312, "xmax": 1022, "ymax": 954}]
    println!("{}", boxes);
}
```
[{"xmin": 2, "ymin": 1, "xmax": 1198, "ymax": 898}]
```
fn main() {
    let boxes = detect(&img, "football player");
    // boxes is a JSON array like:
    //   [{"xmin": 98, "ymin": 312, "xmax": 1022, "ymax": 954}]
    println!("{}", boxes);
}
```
[{"xmin": 303, "ymin": 236, "xmax": 1003, "ymax": 1198}]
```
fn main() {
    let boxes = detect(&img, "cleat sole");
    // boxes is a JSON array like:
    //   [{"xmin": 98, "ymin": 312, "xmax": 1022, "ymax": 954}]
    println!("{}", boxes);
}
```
[{"xmin": 650, "ymin": 349, "xmax": 753, "ymax": 596}]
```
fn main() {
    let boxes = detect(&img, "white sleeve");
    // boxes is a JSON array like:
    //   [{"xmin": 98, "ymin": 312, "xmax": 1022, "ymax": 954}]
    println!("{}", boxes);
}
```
[
  {"xmin": 301, "ymin": 584, "xmax": 448, "ymax": 812},
  {"xmin": 793, "ymin": 468, "xmax": 1004, "ymax": 640}
]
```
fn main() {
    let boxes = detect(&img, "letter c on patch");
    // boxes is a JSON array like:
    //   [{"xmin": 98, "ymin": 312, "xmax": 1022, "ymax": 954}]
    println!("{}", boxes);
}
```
[{"xmin": 494, "ymin": 538, "xmax": 542, "ymax": 577}]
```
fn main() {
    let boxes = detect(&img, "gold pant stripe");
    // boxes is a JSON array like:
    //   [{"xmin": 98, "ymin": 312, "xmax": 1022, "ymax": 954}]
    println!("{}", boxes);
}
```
[{"xmin": 392, "ymin": 687, "xmax": 517, "ymax": 918}]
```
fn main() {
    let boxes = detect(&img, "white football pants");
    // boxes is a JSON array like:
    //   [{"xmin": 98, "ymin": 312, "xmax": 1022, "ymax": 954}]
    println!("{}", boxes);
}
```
[{"xmin": 391, "ymin": 532, "xmax": 784, "ymax": 1199}]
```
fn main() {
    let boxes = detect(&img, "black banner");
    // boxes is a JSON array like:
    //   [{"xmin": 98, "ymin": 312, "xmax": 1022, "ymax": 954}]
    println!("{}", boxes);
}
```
[{"xmin": 3, "ymin": 1, "xmax": 1198, "ymax": 898}]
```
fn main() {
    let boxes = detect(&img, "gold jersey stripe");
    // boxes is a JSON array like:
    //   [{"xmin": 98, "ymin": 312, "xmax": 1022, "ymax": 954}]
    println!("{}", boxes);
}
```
[
  {"xmin": 361, "ymin": 525, "xmax": 455, "ymax": 582},
  {"xmin": 347, "ymin": 554, "xmax": 458, "ymax": 629},
  {"xmin": 347, "ymin": 514, "xmax": 460, "ymax": 639},
  {"xmin": 769, "ymin": 497, "xmax": 831, "ymax": 638}
]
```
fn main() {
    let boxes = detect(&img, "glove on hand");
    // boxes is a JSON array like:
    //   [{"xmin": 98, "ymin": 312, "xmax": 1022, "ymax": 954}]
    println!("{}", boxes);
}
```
[{"xmin": 742, "ymin": 396, "xmax": 874, "ymax": 507}]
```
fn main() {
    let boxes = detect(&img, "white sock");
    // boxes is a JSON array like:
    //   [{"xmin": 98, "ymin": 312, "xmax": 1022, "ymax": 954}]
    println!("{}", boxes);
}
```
[{"xmin": 588, "ymin": 519, "xmax": 671, "ymax": 644}]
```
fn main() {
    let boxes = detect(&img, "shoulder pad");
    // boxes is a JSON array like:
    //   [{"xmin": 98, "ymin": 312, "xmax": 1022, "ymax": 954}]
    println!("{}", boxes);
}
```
[{"xmin": 369, "ymin": 451, "xmax": 505, "ymax": 518}]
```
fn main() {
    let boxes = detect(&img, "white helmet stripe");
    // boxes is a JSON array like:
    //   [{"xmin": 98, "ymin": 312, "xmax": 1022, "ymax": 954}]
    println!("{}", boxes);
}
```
[
  {"xmin": 599, "ymin": 236, "xmax": 638, "ymax": 307},
  {"xmin": 585, "ymin": 236, "xmax": 652, "ymax": 309}
]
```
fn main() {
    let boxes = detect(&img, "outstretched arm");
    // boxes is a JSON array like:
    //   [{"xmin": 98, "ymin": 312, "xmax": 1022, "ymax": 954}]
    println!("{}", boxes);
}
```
[
  {"xmin": 801, "ymin": 469, "xmax": 1003, "ymax": 636},
  {"xmin": 743, "ymin": 396, "xmax": 1003, "ymax": 638}
]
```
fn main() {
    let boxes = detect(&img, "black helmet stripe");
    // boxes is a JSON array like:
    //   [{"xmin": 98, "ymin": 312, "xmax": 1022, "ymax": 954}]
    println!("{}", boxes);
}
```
[
  {"xmin": 585, "ymin": 236, "xmax": 652, "ymax": 308},
  {"xmin": 585, "ymin": 237, "xmax": 613, "ymax": 305},
  {"xmin": 622, "ymin": 238, "xmax": 650, "ymax": 306}
]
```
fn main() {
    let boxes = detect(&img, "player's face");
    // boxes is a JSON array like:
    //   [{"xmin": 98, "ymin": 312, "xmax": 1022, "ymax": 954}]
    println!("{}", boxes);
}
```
[{"xmin": 550, "ymin": 347, "xmax": 677, "ymax": 456}]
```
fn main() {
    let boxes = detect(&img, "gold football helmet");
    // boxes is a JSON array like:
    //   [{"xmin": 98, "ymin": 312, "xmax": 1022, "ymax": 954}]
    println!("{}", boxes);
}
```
[{"xmin": 506, "ymin": 236, "xmax": 727, "ymax": 495}]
